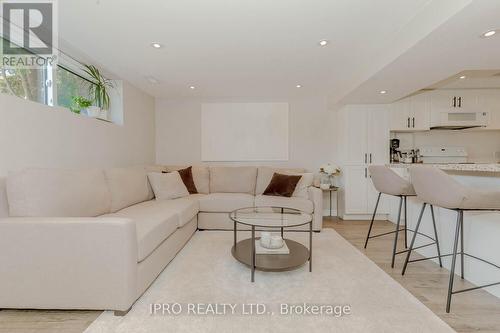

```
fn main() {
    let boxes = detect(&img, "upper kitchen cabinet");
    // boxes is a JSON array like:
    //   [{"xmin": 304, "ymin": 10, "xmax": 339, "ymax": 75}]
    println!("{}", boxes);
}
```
[
  {"xmin": 429, "ymin": 89, "xmax": 478, "ymax": 113},
  {"xmin": 479, "ymin": 90, "xmax": 500, "ymax": 130},
  {"xmin": 389, "ymin": 93, "xmax": 430, "ymax": 131}
]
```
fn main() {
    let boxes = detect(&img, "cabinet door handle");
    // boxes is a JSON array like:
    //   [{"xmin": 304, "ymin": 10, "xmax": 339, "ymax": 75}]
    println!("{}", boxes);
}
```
[
  {"xmin": 365, "ymin": 167, "xmax": 367, "ymax": 178},
  {"xmin": 369, "ymin": 153, "xmax": 372, "ymax": 163},
  {"xmin": 364, "ymin": 153, "xmax": 367, "ymax": 163},
  {"xmin": 452, "ymin": 96, "xmax": 457, "ymax": 107},
  {"xmin": 407, "ymin": 117, "xmax": 410, "ymax": 128},
  {"xmin": 412, "ymin": 117, "xmax": 415, "ymax": 128},
  {"xmin": 458, "ymin": 97, "xmax": 462, "ymax": 108}
]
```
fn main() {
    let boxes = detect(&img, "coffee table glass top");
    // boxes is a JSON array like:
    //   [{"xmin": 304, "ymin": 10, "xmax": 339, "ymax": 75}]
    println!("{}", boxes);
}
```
[{"xmin": 229, "ymin": 207, "xmax": 312, "ymax": 228}]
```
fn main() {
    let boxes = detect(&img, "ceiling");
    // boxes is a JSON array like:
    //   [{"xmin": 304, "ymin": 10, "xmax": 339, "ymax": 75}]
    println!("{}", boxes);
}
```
[
  {"xmin": 340, "ymin": 0, "xmax": 500, "ymax": 105},
  {"xmin": 56, "ymin": 0, "xmax": 456, "ymax": 100},
  {"xmin": 58, "ymin": 0, "xmax": 500, "ymax": 103},
  {"xmin": 425, "ymin": 70, "xmax": 500, "ymax": 90}
]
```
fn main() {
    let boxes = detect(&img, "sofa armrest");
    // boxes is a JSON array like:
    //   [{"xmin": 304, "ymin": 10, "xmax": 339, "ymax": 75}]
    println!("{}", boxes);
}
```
[
  {"xmin": 0, "ymin": 217, "xmax": 137, "ymax": 311},
  {"xmin": 308, "ymin": 187, "xmax": 323, "ymax": 231}
]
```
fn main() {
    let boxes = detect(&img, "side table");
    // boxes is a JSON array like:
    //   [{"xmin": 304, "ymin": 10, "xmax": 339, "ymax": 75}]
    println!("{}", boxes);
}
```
[{"xmin": 317, "ymin": 186, "xmax": 339, "ymax": 217}]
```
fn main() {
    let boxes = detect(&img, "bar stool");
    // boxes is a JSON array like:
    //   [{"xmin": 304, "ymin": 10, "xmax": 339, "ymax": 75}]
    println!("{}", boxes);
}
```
[
  {"xmin": 404, "ymin": 166, "xmax": 500, "ymax": 313},
  {"xmin": 365, "ymin": 165, "xmax": 441, "ymax": 268}
]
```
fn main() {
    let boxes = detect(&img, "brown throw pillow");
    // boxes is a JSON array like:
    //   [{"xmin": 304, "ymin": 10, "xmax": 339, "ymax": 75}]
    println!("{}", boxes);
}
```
[
  {"xmin": 263, "ymin": 173, "xmax": 302, "ymax": 197},
  {"xmin": 162, "ymin": 166, "xmax": 198, "ymax": 194}
]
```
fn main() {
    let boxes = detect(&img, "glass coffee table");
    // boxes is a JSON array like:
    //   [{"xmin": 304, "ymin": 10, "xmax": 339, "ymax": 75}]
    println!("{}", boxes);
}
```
[{"xmin": 229, "ymin": 207, "xmax": 313, "ymax": 282}]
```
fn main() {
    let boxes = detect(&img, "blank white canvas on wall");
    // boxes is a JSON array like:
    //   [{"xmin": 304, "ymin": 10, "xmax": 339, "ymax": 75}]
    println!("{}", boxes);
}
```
[{"xmin": 201, "ymin": 102, "xmax": 289, "ymax": 161}]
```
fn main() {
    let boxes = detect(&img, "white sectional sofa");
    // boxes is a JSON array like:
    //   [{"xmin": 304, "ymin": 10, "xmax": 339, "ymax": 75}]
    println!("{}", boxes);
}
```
[{"xmin": 0, "ymin": 165, "xmax": 322, "ymax": 313}]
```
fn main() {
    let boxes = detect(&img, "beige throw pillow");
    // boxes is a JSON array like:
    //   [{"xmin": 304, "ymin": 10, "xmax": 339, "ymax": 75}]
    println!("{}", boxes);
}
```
[
  {"xmin": 293, "ymin": 172, "xmax": 314, "ymax": 198},
  {"xmin": 147, "ymin": 172, "xmax": 189, "ymax": 200}
]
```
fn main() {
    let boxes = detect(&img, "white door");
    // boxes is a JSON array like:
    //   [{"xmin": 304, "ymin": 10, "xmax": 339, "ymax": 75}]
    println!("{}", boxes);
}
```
[
  {"xmin": 344, "ymin": 108, "xmax": 368, "ymax": 165},
  {"xmin": 344, "ymin": 166, "xmax": 368, "ymax": 214}
]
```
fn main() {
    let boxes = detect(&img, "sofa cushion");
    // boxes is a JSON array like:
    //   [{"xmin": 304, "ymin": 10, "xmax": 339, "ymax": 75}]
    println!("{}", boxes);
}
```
[
  {"xmin": 105, "ymin": 200, "xmax": 180, "ymax": 262},
  {"xmin": 209, "ymin": 167, "xmax": 257, "ymax": 194},
  {"xmin": 105, "ymin": 166, "xmax": 154, "ymax": 213},
  {"xmin": 254, "ymin": 195, "xmax": 314, "ymax": 214},
  {"xmin": 292, "ymin": 173, "xmax": 314, "ymax": 198},
  {"xmin": 198, "ymin": 193, "xmax": 254, "ymax": 212},
  {"xmin": 165, "ymin": 166, "xmax": 209, "ymax": 194},
  {"xmin": 255, "ymin": 167, "xmax": 306, "ymax": 195},
  {"xmin": 152, "ymin": 195, "xmax": 201, "ymax": 227},
  {"xmin": 6, "ymin": 168, "xmax": 111, "ymax": 217},
  {"xmin": 148, "ymin": 172, "xmax": 189, "ymax": 200}
]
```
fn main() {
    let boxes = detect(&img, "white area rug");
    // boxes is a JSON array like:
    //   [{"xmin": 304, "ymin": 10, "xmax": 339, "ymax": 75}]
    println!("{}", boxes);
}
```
[{"xmin": 84, "ymin": 229, "xmax": 454, "ymax": 333}]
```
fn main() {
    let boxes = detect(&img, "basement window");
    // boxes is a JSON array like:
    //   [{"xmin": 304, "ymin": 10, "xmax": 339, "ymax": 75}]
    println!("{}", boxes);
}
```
[{"xmin": 0, "ymin": 37, "xmax": 123, "ymax": 125}]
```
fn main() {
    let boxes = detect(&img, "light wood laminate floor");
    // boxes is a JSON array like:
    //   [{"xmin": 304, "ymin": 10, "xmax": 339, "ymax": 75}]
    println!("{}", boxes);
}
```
[
  {"xmin": 325, "ymin": 217, "xmax": 500, "ymax": 333},
  {"xmin": 2, "ymin": 218, "xmax": 500, "ymax": 333}
]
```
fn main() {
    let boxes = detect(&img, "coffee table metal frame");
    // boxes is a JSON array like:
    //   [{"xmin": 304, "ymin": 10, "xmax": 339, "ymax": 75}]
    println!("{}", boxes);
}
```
[{"xmin": 229, "ymin": 206, "xmax": 313, "ymax": 282}]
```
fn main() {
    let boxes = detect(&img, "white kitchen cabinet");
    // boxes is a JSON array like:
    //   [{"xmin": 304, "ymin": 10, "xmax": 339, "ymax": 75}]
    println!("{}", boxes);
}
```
[
  {"xmin": 343, "ymin": 107, "xmax": 369, "ymax": 165},
  {"xmin": 410, "ymin": 94, "xmax": 431, "ymax": 130},
  {"xmin": 337, "ymin": 105, "xmax": 389, "ymax": 218},
  {"xmin": 343, "ymin": 165, "xmax": 388, "ymax": 216},
  {"xmin": 389, "ymin": 93, "xmax": 430, "ymax": 131},
  {"xmin": 480, "ymin": 90, "xmax": 500, "ymax": 130},
  {"xmin": 344, "ymin": 166, "xmax": 370, "ymax": 213},
  {"xmin": 430, "ymin": 89, "xmax": 478, "ymax": 113},
  {"xmin": 338, "ymin": 105, "xmax": 389, "ymax": 165}
]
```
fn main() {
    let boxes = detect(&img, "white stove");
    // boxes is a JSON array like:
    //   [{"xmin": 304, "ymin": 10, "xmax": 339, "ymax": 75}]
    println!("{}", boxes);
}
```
[{"xmin": 418, "ymin": 146, "xmax": 468, "ymax": 164}]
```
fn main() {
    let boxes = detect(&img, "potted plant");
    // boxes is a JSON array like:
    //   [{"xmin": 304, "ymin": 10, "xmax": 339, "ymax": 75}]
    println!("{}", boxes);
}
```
[
  {"xmin": 83, "ymin": 64, "xmax": 113, "ymax": 118},
  {"xmin": 70, "ymin": 96, "xmax": 93, "ymax": 115},
  {"xmin": 319, "ymin": 164, "xmax": 341, "ymax": 189}
]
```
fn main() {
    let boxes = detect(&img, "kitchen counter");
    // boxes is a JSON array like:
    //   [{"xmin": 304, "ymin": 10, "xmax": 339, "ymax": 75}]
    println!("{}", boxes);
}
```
[{"xmin": 388, "ymin": 163, "xmax": 500, "ymax": 173}]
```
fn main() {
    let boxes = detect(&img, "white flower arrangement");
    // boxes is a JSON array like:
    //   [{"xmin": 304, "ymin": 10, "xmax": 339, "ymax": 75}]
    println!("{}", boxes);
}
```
[{"xmin": 319, "ymin": 163, "xmax": 341, "ymax": 176}]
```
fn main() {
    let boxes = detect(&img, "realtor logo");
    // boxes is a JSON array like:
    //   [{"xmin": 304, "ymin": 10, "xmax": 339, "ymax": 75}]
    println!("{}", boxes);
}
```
[{"xmin": 1, "ymin": 0, "xmax": 58, "ymax": 67}]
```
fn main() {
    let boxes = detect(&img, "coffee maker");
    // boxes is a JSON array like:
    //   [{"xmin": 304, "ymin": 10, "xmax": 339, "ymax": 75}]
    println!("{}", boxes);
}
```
[{"xmin": 390, "ymin": 139, "xmax": 401, "ymax": 163}]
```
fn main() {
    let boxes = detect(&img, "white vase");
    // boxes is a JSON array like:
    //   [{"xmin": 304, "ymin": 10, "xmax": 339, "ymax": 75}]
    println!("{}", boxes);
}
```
[
  {"xmin": 260, "ymin": 233, "xmax": 284, "ymax": 249},
  {"xmin": 86, "ymin": 106, "xmax": 101, "ymax": 118}
]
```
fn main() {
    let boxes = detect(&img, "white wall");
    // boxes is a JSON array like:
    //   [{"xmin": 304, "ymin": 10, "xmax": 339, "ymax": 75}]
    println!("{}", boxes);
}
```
[
  {"xmin": 0, "ymin": 81, "xmax": 156, "ymax": 177},
  {"xmin": 155, "ymin": 97, "xmax": 335, "ymax": 171},
  {"xmin": 155, "ymin": 96, "xmax": 337, "ymax": 215}
]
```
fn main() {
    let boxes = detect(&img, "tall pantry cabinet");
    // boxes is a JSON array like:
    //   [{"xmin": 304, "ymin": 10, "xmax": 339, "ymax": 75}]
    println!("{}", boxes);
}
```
[{"xmin": 336, "ymin": 105, "xmax": 390, "ymax": 219}]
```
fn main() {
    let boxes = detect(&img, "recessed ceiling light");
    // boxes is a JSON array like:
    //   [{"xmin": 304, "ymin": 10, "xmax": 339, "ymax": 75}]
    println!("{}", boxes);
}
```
[
  {"xmin": 151, "ymin": 42, "xmax": 162, "ymax": 49},
  {"xmin": 380, "ymin": 90, "xmax": 387, "ymax": 94},
  {"xmin": 459, "ymin": 75, "xmax": 466, "ymax": 79},
  {"xmin": 189, "ymin": 86, "xmax": 196, "ymax": 90},
  {"xmin": 482, "ymin": 30, "xmax": 497, "ymax": 38},
  {"xmin": 318, "ymin": 40, "xmax": 328, "ymax": 47},
  {"xmin": 296, "ymin": 84, "xmax": 302, "ymax": 88}
]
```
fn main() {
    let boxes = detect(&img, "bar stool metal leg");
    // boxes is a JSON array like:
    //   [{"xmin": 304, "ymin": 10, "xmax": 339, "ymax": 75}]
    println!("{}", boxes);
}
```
[
  {"xmin": 364, "ymin": 192, "xmax": 381, "ymax": 249},
  {"xmin": 404, "ymin": 196, "xmax": 408, "ymax": 248},
  {"xmin": 430, "ymin": 205, "xmax": 443, "ymax": 267},
  {"xmin": 460, "ymin": 216, "xmax": 465, "ymax": 279},
  {"xmin": 391, "ymin": 196, "xmax": 403, "ymax": 268},
  {"xmin": 402, "ymin": 203, "xmax": 426, "ymax": 275},
  {"xmin": 446, "ymin": 210, "xmax": 462, "ymax": 313}
]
